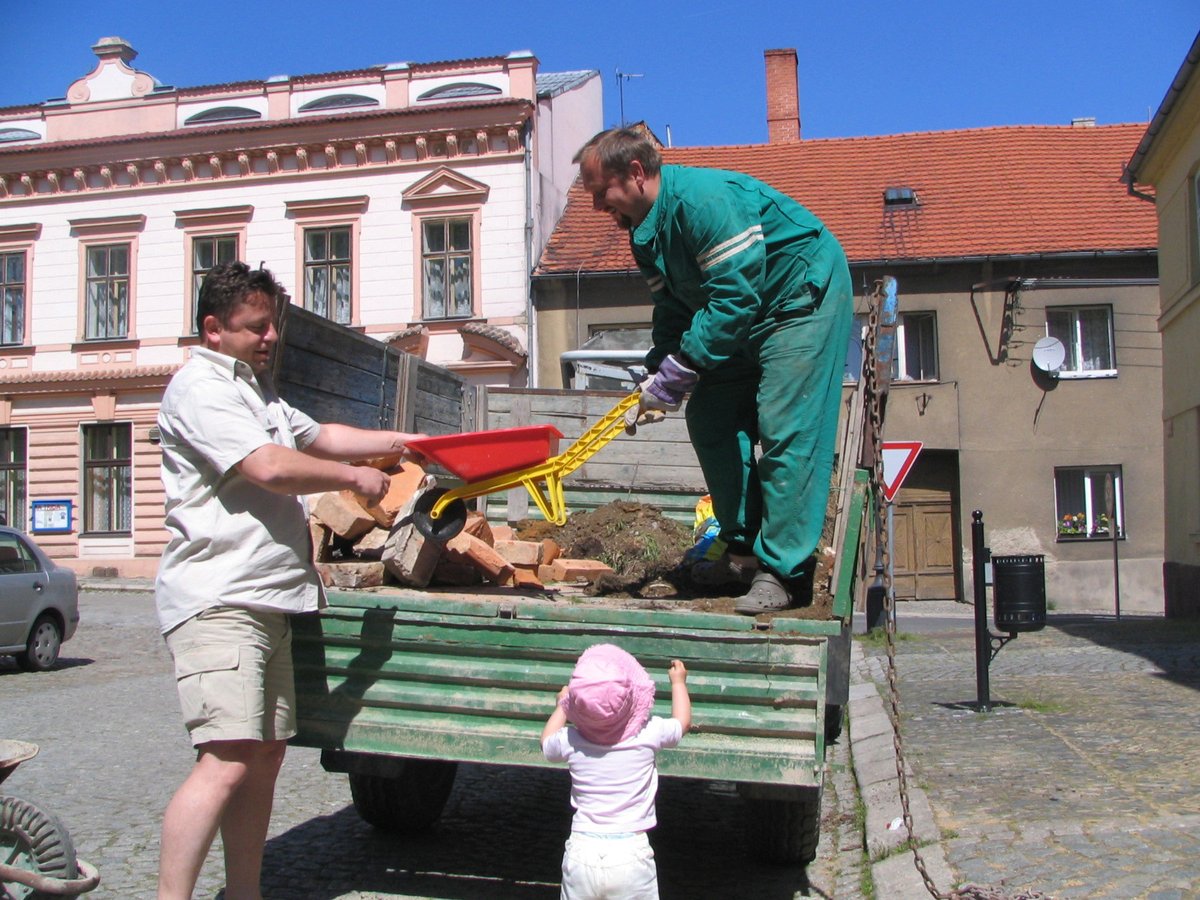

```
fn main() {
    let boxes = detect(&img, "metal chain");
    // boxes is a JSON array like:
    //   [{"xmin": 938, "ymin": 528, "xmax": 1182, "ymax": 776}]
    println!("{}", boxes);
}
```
[{"xmin": 861, "ymin": 279, "xmax": 1049, "ymax": 900}]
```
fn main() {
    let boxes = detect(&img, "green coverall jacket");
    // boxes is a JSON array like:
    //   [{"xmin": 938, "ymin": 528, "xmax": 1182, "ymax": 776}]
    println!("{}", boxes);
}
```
[{"xmin": 629, "ymin": 164, "xmax": 853, "ymax": 581}]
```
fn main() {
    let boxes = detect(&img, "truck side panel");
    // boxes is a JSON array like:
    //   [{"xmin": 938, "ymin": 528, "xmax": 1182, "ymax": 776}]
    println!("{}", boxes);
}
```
[{"xmin": 292, "ymin": 597, "xmax": 827, "ymax": 788}]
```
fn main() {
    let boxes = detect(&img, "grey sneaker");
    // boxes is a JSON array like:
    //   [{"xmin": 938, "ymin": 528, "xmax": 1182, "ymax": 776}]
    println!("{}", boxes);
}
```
[{"xmin": 734, "ymin": 570, "xmax": 792, "ymax": 614}]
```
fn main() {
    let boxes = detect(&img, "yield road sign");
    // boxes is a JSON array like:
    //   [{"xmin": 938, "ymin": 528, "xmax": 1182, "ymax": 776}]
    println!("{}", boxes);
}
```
[{"xmin": 881, "ymin": 441, "xmax": 922, "ymax": 502}]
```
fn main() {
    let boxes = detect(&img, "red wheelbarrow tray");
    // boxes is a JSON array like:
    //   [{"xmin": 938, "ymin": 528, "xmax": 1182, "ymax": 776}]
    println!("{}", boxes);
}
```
[{"xmin": 406, "ymin": 425, "xmax": 565, "ymax": 482}]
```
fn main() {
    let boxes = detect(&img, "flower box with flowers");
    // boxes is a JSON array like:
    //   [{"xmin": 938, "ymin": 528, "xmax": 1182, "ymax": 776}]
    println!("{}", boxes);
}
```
[{"xmin": 1058, "ymin": 513, "xmax": 1087, "ymax": 536}]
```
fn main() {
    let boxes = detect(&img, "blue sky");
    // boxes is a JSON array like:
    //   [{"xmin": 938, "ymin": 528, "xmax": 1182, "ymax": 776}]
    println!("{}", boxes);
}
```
[{"xmin": 2, "ymin": 1, "xmax": 1195, "ymax": 147}]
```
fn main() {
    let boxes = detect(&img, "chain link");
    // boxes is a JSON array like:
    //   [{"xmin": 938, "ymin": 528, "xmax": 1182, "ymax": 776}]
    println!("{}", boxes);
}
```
[{"xmin": 861, "ymin": 279, "xmax": 1049, "ymax": 900}]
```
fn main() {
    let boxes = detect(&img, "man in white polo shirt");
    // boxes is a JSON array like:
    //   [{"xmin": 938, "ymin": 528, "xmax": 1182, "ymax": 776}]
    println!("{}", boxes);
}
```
[{"xmin": 154, "ymin": 261, "xmax": 422, "ymax": 900}]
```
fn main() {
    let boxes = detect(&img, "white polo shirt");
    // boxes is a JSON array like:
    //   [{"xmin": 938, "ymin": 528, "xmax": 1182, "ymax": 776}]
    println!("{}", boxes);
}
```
[{"xmin": 154, "ymin": 347, "xmax": 324, "ymax": 634}]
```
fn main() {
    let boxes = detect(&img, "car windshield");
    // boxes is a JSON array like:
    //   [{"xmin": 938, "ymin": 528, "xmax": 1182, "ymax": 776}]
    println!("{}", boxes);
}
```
[{"xmin": 0, "ymin": 533, "xmax": 38, "ymax": 574}]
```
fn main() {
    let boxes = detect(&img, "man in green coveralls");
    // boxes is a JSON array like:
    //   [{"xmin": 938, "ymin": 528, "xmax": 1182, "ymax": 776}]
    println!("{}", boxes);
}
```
[{"xmin": 574, "ymin": 127, "xmax": 852, "ymax": 613}]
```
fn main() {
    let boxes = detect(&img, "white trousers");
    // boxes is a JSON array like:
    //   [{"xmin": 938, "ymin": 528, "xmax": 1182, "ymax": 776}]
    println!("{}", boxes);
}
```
[{"xmin": 560, "ymin": 832, "xmax": 658, "ymax": 900}]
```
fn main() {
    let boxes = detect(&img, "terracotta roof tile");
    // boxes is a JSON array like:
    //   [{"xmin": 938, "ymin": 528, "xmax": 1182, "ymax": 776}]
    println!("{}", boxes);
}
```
[
  {"xmin": 0, "ymin": 364, "xmax": 178, "ymax": 386},
  {"xmin": 0, "ymin": 97, "xmax": 531, "ymax": 162},
  {"xmin": 535, "ymin": 124, "xmax": 1156, "ymax": 275}
]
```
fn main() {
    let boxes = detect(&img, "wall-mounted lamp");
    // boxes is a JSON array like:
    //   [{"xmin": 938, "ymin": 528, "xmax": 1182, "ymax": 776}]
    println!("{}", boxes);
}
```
[{"xmin": 916, "ymin": 392, "xmax": 932, "ymax": 416}]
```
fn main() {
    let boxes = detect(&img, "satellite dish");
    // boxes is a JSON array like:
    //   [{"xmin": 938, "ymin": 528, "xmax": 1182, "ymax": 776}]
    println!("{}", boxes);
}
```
[{"xmin": 1032, "ymin": 336, "xmax": 1066, "ymax": 373}]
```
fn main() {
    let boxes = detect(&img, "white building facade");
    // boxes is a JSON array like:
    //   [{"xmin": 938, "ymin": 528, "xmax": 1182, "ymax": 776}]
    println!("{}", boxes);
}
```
[{"xmin": 0, "ymin": 37, "xmax": 600, "ymax": 575}]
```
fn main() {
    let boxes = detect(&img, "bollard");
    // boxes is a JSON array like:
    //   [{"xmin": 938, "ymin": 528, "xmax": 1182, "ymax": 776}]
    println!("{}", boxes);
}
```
[
  {"xmin": 971, "ymin": 510, "xmax": 991, "ymax": 711},
  {"xmin": 971, "ymin": 510, "xmax": 1039, "ymax": 711}
]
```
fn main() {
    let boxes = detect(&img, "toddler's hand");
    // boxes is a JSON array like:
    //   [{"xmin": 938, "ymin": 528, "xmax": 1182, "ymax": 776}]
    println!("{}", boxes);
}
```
[{"xmin": 668, "ymin": 659, "xmax": 687, "ymax": 683}]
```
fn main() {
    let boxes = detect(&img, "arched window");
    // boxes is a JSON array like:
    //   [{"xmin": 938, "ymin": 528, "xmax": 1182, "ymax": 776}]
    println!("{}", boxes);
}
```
[
  {"xmin": 299, "ymin": 94, "xmax": 378, "ymax": 113},
  {"xmin": 184, "ymin": 106, "xmax": 261, "ymax": 126},
  {"xmin": 417, "ymin": 82, "xmax": 502, "ymax": 102},
  {"xmin": 0, "ymin": 128, "xmax": 40, "ymax": 144}
]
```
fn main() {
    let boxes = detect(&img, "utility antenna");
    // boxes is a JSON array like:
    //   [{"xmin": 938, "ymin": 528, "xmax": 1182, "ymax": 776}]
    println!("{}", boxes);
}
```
[{"xmin": 615, "ymin": 69, "xmax": 644, "ymax": 125}]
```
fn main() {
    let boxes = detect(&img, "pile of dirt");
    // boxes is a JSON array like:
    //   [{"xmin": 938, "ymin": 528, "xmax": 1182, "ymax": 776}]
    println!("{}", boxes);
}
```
[
  {"xmin": 513, "ymin": 500, "xmax": 836, "ymax": 620},
  {"xmin": 515, "ymin": 500, "xmax": 693, "ymax": 589}
]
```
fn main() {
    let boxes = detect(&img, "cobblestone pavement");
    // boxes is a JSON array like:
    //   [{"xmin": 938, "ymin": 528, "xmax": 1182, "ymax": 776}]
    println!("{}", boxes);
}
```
[
  {"xmin": 860, "ymin": 610, "xmax": 1200, "ymax": 900},
  {"xmin": 1, "ymin": 589, "xmax": 869, "ymax": 899}
]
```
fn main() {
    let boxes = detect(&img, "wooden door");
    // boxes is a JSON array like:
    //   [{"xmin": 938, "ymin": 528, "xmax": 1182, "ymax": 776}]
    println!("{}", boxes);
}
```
[{"xmin": 889, "ymin": 487, "xmax": 958, "ymax": 600}]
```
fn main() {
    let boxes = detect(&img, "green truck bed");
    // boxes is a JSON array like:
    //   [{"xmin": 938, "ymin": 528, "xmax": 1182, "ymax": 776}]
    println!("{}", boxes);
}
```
[
  {"xmin": 289, "ymin": 470, "xmax": 868, "ymax": 864},
  {"xmin": 294, "ymin": 593, "xmax": 830, "ymax": 786}
]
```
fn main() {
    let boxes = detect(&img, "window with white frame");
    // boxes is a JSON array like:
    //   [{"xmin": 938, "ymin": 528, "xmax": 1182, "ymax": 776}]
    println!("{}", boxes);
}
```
[
  {"xmin": 82, "ymin": 423, "xmax": 131, "ymax": 534},
  {"xmin": 0, "ymin": 226, "xmax": 38, "ymax": 346},
  {"xmin": 844, "ymin": 314, "xmax": 868, "ymax": 383},
  {"xmin": 843, "ymin": 311, "xmax": 939, "ymax": 383},
  {"xmin": 0, "ymin": 427, "xmax": 26, "ymax": 530},
  {"xmin": 175, "ymin": 205, "xmax": 252, "ymax": 337},
  {"xmin": 190, "ymin": 234, "xmax": 238, "ymax": 334},
  {"xmin": 422, "ymin": 217, "xmax": 473, "ymax": 319},
  {"xmin": 1046, "ymin": 306, "xmax": 1115, "ymax": 377},
  {"xmin": 1, "ymin": 250, "xmax": 26, "ymax": 346},
  {"xmin": 303, "ymin": 225, "xmax": 352, "ymax": 324},
  {"xmin": 84, "ymin": 243, "xmax": 130, "ymax": 340},
  {"xmin": 1054, "ymin": 465, "xmax": 1123, "ymax": 540},
  {"xmin": 285, "ymin": 197, "xmax": 365, "ymax": 327},
  {"xmin": 892, "ymin": 311, "xmax": 938, "ymax": 381}
]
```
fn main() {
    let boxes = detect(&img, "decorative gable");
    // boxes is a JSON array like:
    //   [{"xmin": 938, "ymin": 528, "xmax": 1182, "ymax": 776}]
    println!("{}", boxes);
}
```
[
  {"xmin": 402, "ymin": 166, "xmax": 490, "ymax": 207},
  {"xmin": 66, "ymin": 37, "xmax": 158, "ymax": 104}
]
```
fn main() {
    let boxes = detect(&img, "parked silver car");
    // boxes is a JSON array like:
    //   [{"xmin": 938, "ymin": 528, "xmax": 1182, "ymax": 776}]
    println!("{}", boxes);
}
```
[{"xmin": 0, "ymin": 526, "xmax": 79, "ymax": 671}]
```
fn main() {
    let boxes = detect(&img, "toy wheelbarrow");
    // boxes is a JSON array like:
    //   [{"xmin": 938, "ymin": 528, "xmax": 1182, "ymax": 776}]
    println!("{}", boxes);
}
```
[
  {"xmin": 405, "ymin": 391, "xmax": 642, "ymax": 542},
  {"xmin": 0, "ymin": 740, "xmax": 101, "ymax": 897}
]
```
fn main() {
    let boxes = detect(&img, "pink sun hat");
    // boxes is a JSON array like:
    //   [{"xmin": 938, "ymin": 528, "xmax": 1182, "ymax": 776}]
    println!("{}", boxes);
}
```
[{"xmin": 566, "ymin": 644, "xmax": 657, "ymax": 745}]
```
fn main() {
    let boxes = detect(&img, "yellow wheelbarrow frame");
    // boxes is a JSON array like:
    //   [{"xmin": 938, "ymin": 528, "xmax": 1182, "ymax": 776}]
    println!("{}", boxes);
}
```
[{"xmin": 412, "ymin": 391, "xmax": 641, "ymax": 541}]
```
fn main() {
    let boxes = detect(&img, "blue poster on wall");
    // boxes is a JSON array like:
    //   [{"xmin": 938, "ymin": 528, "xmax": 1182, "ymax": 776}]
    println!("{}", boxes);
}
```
[{"xmin": 30, "ymin": 499, "xmax": 73, "ymax": 534}]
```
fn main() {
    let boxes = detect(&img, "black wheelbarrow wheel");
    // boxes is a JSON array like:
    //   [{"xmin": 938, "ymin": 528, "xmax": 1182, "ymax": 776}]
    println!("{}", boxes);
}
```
[
  {"xmin": 0, "ymin": 794, "xmax": 78, "ymax": 900},
  {"xmin": 412, "ymin": 488, "xmax": 469, "ymax": 543}
]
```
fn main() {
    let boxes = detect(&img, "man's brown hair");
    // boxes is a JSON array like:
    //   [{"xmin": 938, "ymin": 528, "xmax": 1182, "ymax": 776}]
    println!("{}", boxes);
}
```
[
  {"xmin": 573, "ymin": 127, "xmax": 662, "ymax": 178},
  {"xmin": 196, "ymin": 261, "xmax": 284, "ymax": 333}
]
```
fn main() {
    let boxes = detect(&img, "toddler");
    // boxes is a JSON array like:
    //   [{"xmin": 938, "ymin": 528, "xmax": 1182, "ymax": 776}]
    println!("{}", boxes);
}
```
[{"xmin": 541, "ymin": 643, "xmax": 692, "ymax": 899}]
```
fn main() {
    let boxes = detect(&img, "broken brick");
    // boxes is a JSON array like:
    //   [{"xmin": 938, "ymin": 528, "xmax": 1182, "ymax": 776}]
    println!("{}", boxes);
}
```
[
  {"xmin": 493, "ymin": 539, "xmax": 543, "ymax": 567},
  {"xmin": 312, "ymin": 491, "xmax": 376, "ymax": 541},
  {"xmin": 310, "ymin": 520, "xmax": 332, "ymax": 563},
  {"xmin": 320, "ymin": 561, "xmax": 386, "ymax": 589},
  {"xmin": 348, "ymin": 461, "xmax": 428, "ymax": 529},
  {"xmin": 352, "ymin": 526, "xmax": 389, "ymax": 560},
  {"xmin": 445, "ymin": 531, "xmax": 515, "ymax": 584},
  {"xmin": 501, "ymin": 565, "xmax": 545, "ymax": 590},
  {"xmin": 382, "ymin": 521, "xmax": 440, "ymax": 587},
  {"xmin": 462, "ymin": 512, "xmax": 495, "ymax": 545},
  {"xmin": 381, "ymin": 476, "xmax": 443, "ymax": 587},
  {"xmin": 541, "ymin": 558, "xmax": 614, "ymax": 584}
]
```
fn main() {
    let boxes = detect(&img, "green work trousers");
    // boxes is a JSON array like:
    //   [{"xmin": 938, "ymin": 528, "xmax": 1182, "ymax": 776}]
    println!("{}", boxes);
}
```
[{"xmin": 684, "ymin": 272, "xmax": 853, "ymax": 580}]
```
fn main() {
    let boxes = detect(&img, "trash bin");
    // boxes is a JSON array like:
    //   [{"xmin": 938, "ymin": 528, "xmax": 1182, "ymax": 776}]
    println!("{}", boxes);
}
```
[{"xmin": 992, "ymin": 554, "xmax": 1046, "ymax": 633}]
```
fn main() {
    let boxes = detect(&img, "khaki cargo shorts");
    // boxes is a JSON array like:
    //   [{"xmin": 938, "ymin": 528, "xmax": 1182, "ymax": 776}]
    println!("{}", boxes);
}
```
[{"xmin": 165, "ymin": 605, "xmax": 295, "ymax": 746}]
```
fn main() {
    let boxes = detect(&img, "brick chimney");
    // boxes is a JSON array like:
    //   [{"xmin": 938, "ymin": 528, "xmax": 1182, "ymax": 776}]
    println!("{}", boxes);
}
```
[{"xmin": 764, "ymin": 49, "xmax": 800, "ymax": 143}]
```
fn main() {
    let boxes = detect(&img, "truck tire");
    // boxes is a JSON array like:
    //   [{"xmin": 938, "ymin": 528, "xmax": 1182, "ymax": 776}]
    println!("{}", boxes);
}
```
[
  {"xmin": 348, "ymin": 759, "xmax": 458, "ymax": 834},
  {"xmin": 0, "ymin": 794, "xmax": 78, "ymax": 900},
  {"xmin": 742, "ymin": 787, "xmax": 822, "ymax": 865}
]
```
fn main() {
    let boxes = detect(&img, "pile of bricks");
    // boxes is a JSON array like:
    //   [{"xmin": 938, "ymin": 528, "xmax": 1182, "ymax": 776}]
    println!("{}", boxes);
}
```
[{"xmin": 309, "ymin": 459, "xmax": 614, "ymax": 592}]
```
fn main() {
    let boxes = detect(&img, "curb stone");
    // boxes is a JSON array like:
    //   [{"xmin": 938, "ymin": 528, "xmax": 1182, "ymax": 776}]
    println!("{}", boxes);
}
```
[
  {"xmin": 848, "ymin": 639, "xmax": 958, "ymax": 898},
  {"xmin": 79, "ymin": 576, "xmax": 155, "ymax": 593}
]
